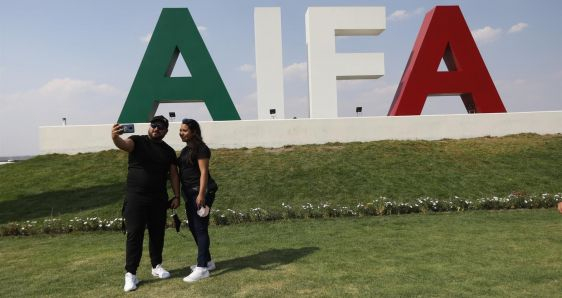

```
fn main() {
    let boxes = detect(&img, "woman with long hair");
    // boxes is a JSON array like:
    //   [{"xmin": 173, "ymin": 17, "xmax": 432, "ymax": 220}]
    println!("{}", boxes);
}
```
[{"xmin": 178, "ymin": 118, "xmax": 218, "ymax": 282}]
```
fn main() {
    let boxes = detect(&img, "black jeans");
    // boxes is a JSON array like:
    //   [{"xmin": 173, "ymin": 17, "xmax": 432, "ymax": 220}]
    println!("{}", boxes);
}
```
[
  {"xmin": 183, "ymin": 187, "xmax": 214, "ymax": 267},
  {"xmin": 124, "ymin": 192, "xmax": 168, "ymax": 274}
]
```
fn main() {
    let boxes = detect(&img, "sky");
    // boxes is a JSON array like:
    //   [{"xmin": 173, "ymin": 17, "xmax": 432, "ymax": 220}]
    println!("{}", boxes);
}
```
[{"xmin": 1, "ymin": 0, "xmax": 561, "ymax": 157}]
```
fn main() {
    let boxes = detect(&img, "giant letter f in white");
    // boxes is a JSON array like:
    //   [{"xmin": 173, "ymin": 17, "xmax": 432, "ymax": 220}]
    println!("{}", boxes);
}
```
[{"xmin": 306, "ymin": 7, "xmax": 386, "ymax": 118}]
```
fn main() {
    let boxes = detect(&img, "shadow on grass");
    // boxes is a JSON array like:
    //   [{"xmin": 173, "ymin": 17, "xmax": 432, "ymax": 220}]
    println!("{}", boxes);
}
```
[
  {"xmin": 213, "ymin": 247, "xmax": 320, "ymax": 276},
  {"xmin": 161, "ymin": 246, "xmax": 320, "ymax": 283},
  {"xmin": 0, "ymin": 184, "xmax": 124, "ymax": 224}
]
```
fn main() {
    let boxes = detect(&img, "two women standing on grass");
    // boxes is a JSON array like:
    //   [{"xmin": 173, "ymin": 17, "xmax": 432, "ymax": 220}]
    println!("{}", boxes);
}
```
[{"xmin": 178, "ymin": 118, "xmax": 218, "ymax": 282}]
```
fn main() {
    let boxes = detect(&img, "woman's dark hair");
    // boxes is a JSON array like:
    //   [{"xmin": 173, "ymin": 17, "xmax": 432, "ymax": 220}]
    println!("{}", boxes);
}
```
[{"xmin": 182, "ymin": 118, "xmax": 204, "ymax": 164}]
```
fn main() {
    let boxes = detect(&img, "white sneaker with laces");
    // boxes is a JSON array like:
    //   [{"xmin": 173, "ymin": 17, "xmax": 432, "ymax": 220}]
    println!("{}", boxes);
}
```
[
  {"xmin": 124, "ymin": 272, "xmax": 139, "ymax": 292},
  {"xmin": 151, "ymin": 264, "xmax": 171, "ymax": 279},
  {"xmin": 183, "ymin": 267, "xmax": 209, "ymax": 282},
  {"xmin": 190, "ymin": 260, "xmax": 216, "ymax": 271}
]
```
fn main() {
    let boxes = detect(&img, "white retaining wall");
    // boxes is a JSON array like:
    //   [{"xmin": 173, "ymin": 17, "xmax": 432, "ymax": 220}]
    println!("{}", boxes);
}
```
[{"xmin": 39, "ymin": 111, "xmax": 562, "ymax": 154}]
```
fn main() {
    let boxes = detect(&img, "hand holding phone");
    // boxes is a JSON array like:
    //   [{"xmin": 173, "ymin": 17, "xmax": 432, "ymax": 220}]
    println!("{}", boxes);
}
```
[{"xmin": 120, "ymin": 124, "xmax": 135, "ymax": 134}]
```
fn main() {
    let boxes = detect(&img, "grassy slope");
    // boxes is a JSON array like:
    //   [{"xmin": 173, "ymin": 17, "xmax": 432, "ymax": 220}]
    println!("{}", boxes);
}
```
[
  {"xmin": 0, "ymin": 134, "xmax": 561, "ymax": 223},
  {"xmin": 1, "ymin": 210, "xmax": 561, "ymax": 297}
]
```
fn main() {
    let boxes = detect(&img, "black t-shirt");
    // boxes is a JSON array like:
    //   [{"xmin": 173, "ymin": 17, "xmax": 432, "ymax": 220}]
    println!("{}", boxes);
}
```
[
  {"xmin": 126, "ymin": 135, "xmax": 177, "ymax": 194},
  {"xmin": 178, "ymin": 143, "xmax": 214, "ymax": 188}
]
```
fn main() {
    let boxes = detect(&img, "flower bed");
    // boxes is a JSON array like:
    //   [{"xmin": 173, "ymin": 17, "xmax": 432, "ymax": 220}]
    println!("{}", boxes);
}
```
[{"xmin": 1, "ymin": 193, "xmax": 560, "ymax": 236}]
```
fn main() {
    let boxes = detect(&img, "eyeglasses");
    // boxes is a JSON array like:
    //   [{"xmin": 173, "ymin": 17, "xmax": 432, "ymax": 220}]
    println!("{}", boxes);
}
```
[{"xmin": 150, "ymin": 123, "xmax": 166, "ymax": 130}]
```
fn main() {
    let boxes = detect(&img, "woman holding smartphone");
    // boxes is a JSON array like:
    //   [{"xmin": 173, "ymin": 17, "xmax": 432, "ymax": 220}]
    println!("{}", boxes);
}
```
[{"xmin": 178, "ymin": 118, "xmax": 218, "ymax": 282}]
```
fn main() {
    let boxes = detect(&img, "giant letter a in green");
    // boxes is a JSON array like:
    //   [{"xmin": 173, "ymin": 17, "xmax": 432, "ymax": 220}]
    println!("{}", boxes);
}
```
[{"xmin": 118, "ymin": 8, "xmax": 240, "ymax": 122}]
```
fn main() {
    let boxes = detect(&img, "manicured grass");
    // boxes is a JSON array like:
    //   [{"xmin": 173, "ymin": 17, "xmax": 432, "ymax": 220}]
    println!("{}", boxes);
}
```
[
  {"xmin": 0, "ymin": 134, "xmax": 560, "ymax": 224},
  {"xmin": 1, "ymin": 209, "xmax": 561, "ymax": 297}
]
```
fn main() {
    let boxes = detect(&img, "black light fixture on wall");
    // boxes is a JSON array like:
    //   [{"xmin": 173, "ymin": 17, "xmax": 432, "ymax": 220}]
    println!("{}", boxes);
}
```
[{"xmin": 356, "ymin": 106, "xmax": 362, "ymax": 117}]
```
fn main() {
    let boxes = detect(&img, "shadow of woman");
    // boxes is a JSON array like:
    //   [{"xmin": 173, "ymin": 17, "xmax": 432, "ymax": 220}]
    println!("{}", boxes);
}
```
[
  {"xmin": 143, "ymin": 247, "xmax": 320, "ymax": 284},
  {"xmin": 211, "ymin": 246, "xmax": 320, "ymax": 277}
]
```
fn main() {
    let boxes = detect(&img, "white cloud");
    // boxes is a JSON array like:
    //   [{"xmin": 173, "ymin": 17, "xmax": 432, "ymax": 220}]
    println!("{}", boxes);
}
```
[
  {"xmin": 239, "ymin": 64, "xmax": 256, "ymax": 79},
  {"xmin": 388, "ymin": 10, "xmax": 408, "ymax": 21},
  {"xmin": 239, "ymin": 64, "xmax": 255, "ymax": 72},
  {"xmin": 239, "ymin": 62, "xmax": 308, "ymax": 82},
  {"xmin": 335, "ymin": 80, "xmax": 398, "ymax": 116},
  {"xmin": 414, "ymin": 7, "xmax": 425, "ymax": 15},
  {"xmin": 283, "ymin": 62, "xmax": 308, "ymax": 81},
  {"xmin": 351, "ymin": 82, "xmax": 398, "ymax": 102},
  {"xmin": 508, "ymin": 22, "xmax": 528, "ymax": 34},
  {"xmin": 244, "ymin": 91, "xmax": 257, "ymax": 101},
  {"xmin": 245, "ymin": 62, "xmax": 308, "ymax": 82},
  {"xmin": 387, "ymin": 8, "xmax": 424, "ymax": 22},
  {"xmin": 337, "ymin": 80, "xmax": 371, "ymax": 91},
  {"xmin": 368, "ymin": 84, "xmax": 399, "ymax": 97},
  {"xmin": 197, "ymin": 25, "xmax": 207, "ymax": 33},
  {"xmin": 1, "ymin": 78, "xmax": 122, "ymax": 112},
  {"xmin": 37, "ymin": 78, "xmax": 120, "ymax": 98},
  {"xmin": 493, "ymin": 73, "xmax": 562, "ymax": 112},
  {"xmin": 470, "ymin": 23, "xmax": 526, "ymax": 44},
  {"xmin": 140, "ymin": 32, "xmax": 152, "ymax": 44},
  {"xmin": 0, "ymin": 78, "xmax": 125, "ymax": 156},
  {"xmin": 471, "ymin": 26, "xmax": 502, "ymax": 44}
]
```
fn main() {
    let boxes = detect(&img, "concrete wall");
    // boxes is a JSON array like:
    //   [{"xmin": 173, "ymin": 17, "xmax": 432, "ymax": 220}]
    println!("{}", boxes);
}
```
[{"xmin": 39, "ymin": 111, "xmax": 562, "ymax": 154}]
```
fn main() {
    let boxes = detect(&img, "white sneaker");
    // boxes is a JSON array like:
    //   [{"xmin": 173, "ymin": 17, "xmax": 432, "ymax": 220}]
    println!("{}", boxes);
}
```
[
  {"xmin": 190, "ymin": 261, "xmax": 216, "ymax": 271},
  {"xmin": 151, "ymin": 264, "xmax": 171, "ymax": 279},
  {"xmin": 124, "ymin": 272, "xmax": 139, "ymax": 292},
  {"xmin": 183, "ymin": 267, "xmax": 209, "ymax": 282}
]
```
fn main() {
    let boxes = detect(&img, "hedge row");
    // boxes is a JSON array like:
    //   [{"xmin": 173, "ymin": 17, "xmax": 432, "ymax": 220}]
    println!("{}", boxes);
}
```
[{"xmin": 2, "ymin": 193, "xmax": 560, "ymax": 236}]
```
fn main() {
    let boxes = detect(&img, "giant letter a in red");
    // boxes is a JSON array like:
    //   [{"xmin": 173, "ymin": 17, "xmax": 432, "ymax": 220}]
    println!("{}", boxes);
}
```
[{"xmin": 388, "ymin": 6, "xmax": 506, "ymax": 116}]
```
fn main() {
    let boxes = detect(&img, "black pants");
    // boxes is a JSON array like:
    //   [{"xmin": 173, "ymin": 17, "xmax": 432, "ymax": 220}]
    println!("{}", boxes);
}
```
[
  {"xmin": 124, "ymin": 192, "xmax": 168, "ymax": 274},
  {"xmin": 183, "ymin": 187, "xmax": 214, "ymax": 267}
]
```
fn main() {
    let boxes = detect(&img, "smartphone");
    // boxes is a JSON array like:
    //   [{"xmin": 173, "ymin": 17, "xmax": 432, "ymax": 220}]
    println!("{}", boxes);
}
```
[{"xmin": 121, "ymin": 123, "xmax": 135, "ymax": 134}]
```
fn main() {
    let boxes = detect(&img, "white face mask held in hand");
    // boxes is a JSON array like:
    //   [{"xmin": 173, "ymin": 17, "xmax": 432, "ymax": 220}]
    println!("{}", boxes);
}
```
[{"xmin": 197, "ymin": 205, "xmax": 210, "ymax": 217}]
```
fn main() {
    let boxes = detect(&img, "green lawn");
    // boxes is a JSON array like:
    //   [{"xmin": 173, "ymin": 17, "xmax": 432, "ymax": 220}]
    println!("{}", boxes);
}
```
[
  {"xmin": 1, "ymin": 134, "xmax": 561, "ymax": 224},
  {"xmin": 1, "ymin": 209, "xmax": 561, "ymax": 297},
  {"xmin": 1, "ymin": 134, "xmax": 561, "ymax": 295}
]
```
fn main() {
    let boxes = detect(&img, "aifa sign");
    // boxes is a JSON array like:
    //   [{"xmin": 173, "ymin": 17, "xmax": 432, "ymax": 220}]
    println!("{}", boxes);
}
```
[{"xmin": 118, "ymin": 6, "xmax": 506, "ymax": 123}]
